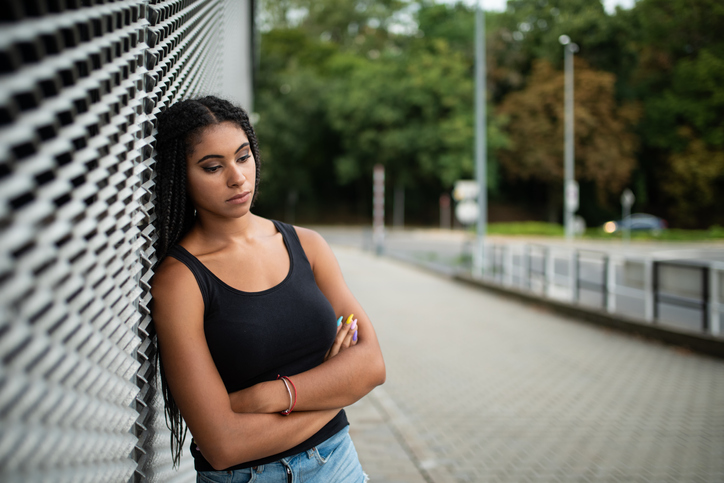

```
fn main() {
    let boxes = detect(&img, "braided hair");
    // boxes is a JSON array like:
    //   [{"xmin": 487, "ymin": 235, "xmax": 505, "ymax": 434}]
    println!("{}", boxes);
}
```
[
  {"xmin": 153, "ymin": 95, "xmax": 261, "ymax": 262},
  {"xmin": 152, "ymin": 96, "xmax": 261, "ymax": 467}
]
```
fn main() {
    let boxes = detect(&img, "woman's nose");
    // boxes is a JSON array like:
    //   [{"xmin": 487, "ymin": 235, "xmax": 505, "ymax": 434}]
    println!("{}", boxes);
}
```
[{"xmin": 227, "ymin": 164, "xmax": 246, "ymax": 186}]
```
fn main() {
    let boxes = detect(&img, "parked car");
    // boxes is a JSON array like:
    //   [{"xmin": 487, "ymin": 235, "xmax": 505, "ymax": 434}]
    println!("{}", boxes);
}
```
[{"xmin": 603, "ymin": 213, "xmax": 667, "ymax": 234}]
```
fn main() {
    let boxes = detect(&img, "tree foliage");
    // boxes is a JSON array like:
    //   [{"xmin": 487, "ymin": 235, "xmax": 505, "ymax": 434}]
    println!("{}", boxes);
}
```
[
  {"xmin": 498, "ymin": 58, "xmax": 639, "ymax": 204},
  {"xmin": 326, "ymin": 39, "xmax": 477, "ymax": 189},
  {"xmin": 255, "ymin": 0, "xmax": 509, "ymax": 222},
  {"xmin": 253, "ymin": 0, "xmax": 724, "ymax": 227},
  {"xmin": 630, "ymin": 0, "xmax": 724, "ymax": 226},
  {"xmin": 654, "ymin": 50, "xmax": 724, "ymax": 225}
]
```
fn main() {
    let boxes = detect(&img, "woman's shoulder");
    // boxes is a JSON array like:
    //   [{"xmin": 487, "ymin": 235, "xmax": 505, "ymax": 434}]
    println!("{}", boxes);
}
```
[
  {"xmin": 292, "ymin": 225, "xmax": 328, "ymax": 250},
  {"xmin": 151, "ymin": 253, "xmax": 198, "ymax": 299},
  {"xmin": 291, "ymin": 226, "xmax": 335, "ymax": 271},
  {"xmin": 151, "ymin": 253, "xmax": 205, "ymax": 329},
  {"xmin": 257, "ymin": 216, "xmax": 325, "ymax": 249}
]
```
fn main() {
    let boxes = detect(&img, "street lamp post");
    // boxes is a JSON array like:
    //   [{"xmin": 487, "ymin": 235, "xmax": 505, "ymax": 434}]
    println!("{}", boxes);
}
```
[
  {"xmin": 473, "ymin": 0, "xmax": 487, "ymax": 276},
  {"xmin": 559, "ymin": 35, "xmax": 578, "ymax": 241}
]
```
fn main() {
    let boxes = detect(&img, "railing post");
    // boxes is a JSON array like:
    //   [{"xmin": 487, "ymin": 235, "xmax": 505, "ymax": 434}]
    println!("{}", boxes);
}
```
[
  {"xmin": 651, "ymin": 261, "xmax": 659, "ymax": 323},
  {"xmin": 568, "ymin": 251, "xmax": 575, "ymax": 302},
  {"xmin": 498, "ymin": 245, "xmax": 504, "ymax": 283},
  {"xmin": 573, "ymin": 251, "xmax": 580, "ymax": 303},
  {"xmin": 542, "ymin": 247, "xmax": 549, "ymax": 297},
  {"xmin": 606, "ymin": 256, "xmax": 616, "ymax": 313},
  {"xmin": 601, "ymin": 255, "xmax": 609, "ymax": 311},
  {"xmin": 504, "ymin": 245, "xmax": 514, "ymax": 287},
  {"xmin": 525, "ymin": 244, "xmax": 532, "ymax": 291},
  {"xmin": 642, "ymin": 259, "xmax": 654, "ymax": 322},
  {"xmin": 545, "ymin": 248, "xmax": 554, "ymax": 297},
  {"xmin": 491, "ymin": 245, "xmax": 496, "ymax": 280},
  {"xmin": 711, "ymin": 266, "xmax": 721, "ymax": 336},
  {"xmin": 483, "ymin": 242, "xmax": 491, "ymax": 279},
  {"xmin": 702, "ymin": 266, "xmax": 710, "ymax": 333}
]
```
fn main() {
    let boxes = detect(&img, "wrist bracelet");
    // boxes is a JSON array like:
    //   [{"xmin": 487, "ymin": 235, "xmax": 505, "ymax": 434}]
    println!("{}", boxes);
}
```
[{"xmin": 276, "ymin": 375, "xmax": 297, "ymax": 415}]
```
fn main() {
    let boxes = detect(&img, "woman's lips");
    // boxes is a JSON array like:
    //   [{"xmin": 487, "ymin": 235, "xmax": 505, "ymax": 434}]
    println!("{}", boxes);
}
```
[{"xmin": 227, "ymin": 192, "xmax": 251, "ymax": 204}]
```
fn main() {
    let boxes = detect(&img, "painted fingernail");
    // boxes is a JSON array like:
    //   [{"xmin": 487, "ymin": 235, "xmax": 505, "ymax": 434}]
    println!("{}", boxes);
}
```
[
  {"xmin": 351, "ymin": 318, "xmax": 358, "ymax": 330},
  {"xmin": 345, "ymin": 314, "xmax": 354, "ymax": 325},
  {"xmin": 337, "ymin": 316, "xmax": 343, "ymax": 327},
  {"xmin": 353, "ymin": 330, "xmax": 358, "ymax": 342}
]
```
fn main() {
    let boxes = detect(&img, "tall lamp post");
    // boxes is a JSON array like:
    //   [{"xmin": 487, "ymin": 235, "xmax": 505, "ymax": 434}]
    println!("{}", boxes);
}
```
[
  {"xmin": 473, "ymin": 0, "xmax": 487, "ymax": 276},
  {"xmin": 559, "ymin": 35, "xmax": 578, "ymax": 241}
]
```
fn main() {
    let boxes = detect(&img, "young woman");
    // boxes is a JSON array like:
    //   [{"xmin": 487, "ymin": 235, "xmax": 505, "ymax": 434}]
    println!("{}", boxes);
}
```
[{"xmin": 150, "ymin": 96, "xmax": 385, "ymax": 482}]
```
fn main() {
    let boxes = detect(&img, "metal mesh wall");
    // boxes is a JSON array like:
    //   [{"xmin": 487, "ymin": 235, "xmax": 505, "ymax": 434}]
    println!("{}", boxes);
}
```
[{"xmin": 0, "ymin": 1, "xmax": 251, "ymax": 481}]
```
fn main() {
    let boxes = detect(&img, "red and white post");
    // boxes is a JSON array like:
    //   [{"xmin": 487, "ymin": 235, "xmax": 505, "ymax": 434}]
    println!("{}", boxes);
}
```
[{"xmin": 373, "ymin": 164, "xmax": 385, "ymax": 255}]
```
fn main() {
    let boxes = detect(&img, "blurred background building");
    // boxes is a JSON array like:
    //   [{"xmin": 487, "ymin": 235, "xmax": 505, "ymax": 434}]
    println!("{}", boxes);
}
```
[{"xmin": 0, "ymin": 1, "xmax": 253, "ymax": 481}]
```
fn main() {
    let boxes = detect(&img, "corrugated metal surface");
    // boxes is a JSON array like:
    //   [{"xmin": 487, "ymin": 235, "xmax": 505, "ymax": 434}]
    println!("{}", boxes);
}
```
[{"xmin": 0, "ymin": 1, "xmax": 252, "ymax": 481}]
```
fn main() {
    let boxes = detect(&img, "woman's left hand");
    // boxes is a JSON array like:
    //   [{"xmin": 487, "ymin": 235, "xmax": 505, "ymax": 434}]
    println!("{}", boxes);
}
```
[{"xmin": 324, "ymin": 314, "xmax": 358, "ymax": 361}]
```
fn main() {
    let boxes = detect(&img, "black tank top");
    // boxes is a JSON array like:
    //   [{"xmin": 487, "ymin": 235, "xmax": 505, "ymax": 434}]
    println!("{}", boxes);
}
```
[{"xmin": 167, "ymin": 220, "xmax": 348, "ymax": 471}]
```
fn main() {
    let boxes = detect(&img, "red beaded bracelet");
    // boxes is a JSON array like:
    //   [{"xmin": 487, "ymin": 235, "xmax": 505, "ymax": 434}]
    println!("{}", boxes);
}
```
[{"xmin": 277, "ymin": 375, "xmax": 297, "ymax": 415}]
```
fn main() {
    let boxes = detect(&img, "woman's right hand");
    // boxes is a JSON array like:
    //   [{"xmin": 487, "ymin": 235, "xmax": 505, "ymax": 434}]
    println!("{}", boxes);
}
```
[{"xmin": 324, "ymin": 314, "xmax": 358, "ymax": 361}]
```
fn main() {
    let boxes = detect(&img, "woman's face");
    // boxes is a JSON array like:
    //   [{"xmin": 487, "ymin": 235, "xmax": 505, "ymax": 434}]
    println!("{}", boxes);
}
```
[{"xmin": 185, "ymin": 121, "xmax": 256, "ymax": 221}]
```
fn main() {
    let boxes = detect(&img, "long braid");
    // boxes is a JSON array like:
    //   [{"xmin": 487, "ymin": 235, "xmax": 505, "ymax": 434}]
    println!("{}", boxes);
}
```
[{"xmin": 151, "ymin": 96, "xmax": 262, "ymax": 467}]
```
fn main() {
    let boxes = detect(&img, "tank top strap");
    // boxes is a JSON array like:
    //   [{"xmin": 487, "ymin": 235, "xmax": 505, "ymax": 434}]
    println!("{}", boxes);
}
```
[
  {"xmin": 165, "ymin": 245, "xmax": 212, "ymax": 305},
  {"xmin": 272, "ymin": 220, "xmax": 311, "ymax": 267}
]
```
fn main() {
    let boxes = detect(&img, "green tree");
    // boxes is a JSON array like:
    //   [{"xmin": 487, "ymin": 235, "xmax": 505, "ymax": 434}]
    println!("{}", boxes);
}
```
[
  {"xmin": 631, "ymin": 0, "xmax": 724, "ymax": 226},
  {"xmin": 491, "ymin": 0, "xmax": 633, "ymax": 80},
  {"xmin": 259, "ymin": 0, "xmax": 405, "ymax": 47},
  {"xmin": 252, "ymin": 28, "xmax": 344, "ymax": 220},
  {"xmin": 498, "ymin": 58, "xmax": 639, "ymax": 218},
  {"xmin": 255, "ymin": 0, "xmax": 512, "ymax": 223},
  {"xmin": 652, "ymin": 50, "xmax": 724, "ymax": 226},
  {"xmin": 253, "ymin": 0, "xmax": 416, "ymax": 222},
  {"xmin": 326, "ymin": 37, "xmax": 508, "ymax": 193}
]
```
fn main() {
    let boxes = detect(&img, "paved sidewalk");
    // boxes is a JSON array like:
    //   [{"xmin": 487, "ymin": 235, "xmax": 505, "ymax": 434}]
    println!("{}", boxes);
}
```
[{"xmin": 335, "ymin": 246, "xmax": 724, "ymax": 483}]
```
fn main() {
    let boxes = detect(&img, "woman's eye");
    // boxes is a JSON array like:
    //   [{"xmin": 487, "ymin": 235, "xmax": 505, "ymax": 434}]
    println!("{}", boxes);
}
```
[
  {"xmin": 203, "ymin": 166, "xmax": 221, "ymax": 173},
  {"xmin": 237, "ymin": 154, "xmax": 251, "ymax": 163}
]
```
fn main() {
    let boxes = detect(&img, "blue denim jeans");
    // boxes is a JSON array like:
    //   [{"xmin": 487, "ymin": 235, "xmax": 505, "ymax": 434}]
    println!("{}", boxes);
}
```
[{"xmin": 197, "ymin": 426, "xmax": 368, "ymax": 483}]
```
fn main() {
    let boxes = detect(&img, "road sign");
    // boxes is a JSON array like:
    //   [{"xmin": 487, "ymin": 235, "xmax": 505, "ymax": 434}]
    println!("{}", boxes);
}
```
[
  {"xmin": 621, "ymin": 188, "xmax": 635, "ymax": 209},
  {"xmin": 455, "ymin": 200, "xmax": 479, "ymax": 225},
  {"xmin": 453, "ymin": 180, "xmax": 479, "ymax": 201}
]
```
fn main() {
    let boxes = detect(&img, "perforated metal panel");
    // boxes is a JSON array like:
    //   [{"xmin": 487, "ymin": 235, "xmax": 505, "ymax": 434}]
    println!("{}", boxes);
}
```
[{"xmin": 0, "ymin": 1, "xmax": 253, "ymax": 481}]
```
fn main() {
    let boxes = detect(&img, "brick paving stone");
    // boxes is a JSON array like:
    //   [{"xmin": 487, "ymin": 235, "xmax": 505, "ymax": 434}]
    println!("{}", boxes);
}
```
[
  {"xmin": 346, "ymin": 389, "xmax": 428, "ymax": 483},
  {"xmin": 333, "ymin": 246, "xmax": 724, "ymax": 483}
]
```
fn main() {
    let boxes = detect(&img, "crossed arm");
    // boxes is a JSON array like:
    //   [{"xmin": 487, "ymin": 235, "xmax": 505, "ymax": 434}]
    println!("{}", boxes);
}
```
[
  {"xmin": 229, "ymin": 227, "xmax": 385, "ymax": 414},
  {"xmin": 151, "ymin": 227, "xmax": 385, "ymax": 470}
]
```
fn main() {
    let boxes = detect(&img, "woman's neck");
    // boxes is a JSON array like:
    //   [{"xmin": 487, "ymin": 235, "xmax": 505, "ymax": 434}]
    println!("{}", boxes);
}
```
[{"xmin": 186, "ymin": 212, "xmax": 261, "ymax": 249}]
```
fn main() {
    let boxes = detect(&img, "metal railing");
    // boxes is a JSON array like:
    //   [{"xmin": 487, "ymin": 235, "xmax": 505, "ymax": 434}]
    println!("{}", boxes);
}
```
[
  {"xmin": 480, "ymin": 241, "xmax": 723, "ymax": 338},
  {"xmin": 653, "ymin": 261, "xmax": 711, "ymax": 333}
]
